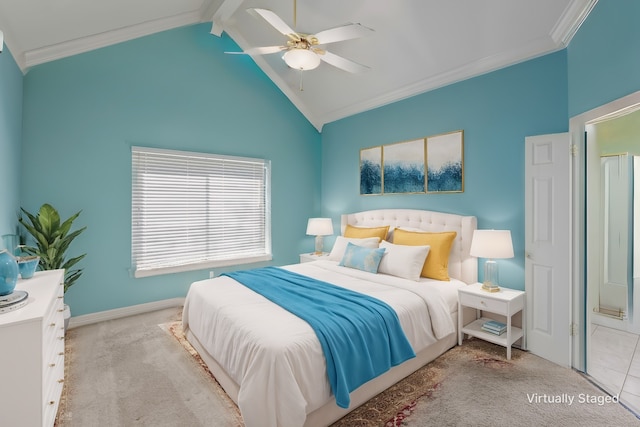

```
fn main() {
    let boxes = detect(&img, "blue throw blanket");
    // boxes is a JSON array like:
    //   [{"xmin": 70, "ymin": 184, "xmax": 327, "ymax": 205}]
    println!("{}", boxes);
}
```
[{"xmin": 223, "ymin": 266, "xmax": 415, "ymax": 408}]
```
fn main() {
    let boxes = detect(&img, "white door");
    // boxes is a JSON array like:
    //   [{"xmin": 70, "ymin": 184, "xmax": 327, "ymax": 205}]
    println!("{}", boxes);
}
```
[{"xmin": 525, "ymin": 133, "xmax": 572, "ymax": 367}]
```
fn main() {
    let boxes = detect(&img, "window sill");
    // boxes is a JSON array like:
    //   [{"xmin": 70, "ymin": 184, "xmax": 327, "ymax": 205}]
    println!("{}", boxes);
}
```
[{"xmin": 132, "ymin": 254, "xmax": 273, "ymax": 278}]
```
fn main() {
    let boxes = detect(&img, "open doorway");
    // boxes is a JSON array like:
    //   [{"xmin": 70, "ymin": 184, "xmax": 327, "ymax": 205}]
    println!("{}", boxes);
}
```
[{"xmin": 570, "ymin": 91, "xmax": 640, "ymax": 413}]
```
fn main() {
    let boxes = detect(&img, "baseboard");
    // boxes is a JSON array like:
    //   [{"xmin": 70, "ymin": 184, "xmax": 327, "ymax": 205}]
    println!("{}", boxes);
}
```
[{"xmin": 67, "ymin": 297, "xmax": 185, "ymax": 329}]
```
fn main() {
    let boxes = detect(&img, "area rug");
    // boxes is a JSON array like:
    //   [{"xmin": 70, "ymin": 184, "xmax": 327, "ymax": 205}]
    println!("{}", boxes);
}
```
[{"xmin": 165, "ymin": 321, "xmax": 640, "ymax": 427}]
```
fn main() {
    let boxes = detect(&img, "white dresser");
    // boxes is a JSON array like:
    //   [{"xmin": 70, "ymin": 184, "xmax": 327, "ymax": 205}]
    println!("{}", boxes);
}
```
[{"xmin": 0, "ymin": 269, "xmax": 65, "ymax": 427}]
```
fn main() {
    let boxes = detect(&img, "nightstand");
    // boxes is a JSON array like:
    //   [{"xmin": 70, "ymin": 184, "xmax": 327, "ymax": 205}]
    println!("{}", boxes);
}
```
[
  {"xmin": 458, "ymin": 283, "xmax": 525, "ymax": 360},
  {"xmin": 299, "ymin": 252, "xmax": 330, "ymax": 263}
]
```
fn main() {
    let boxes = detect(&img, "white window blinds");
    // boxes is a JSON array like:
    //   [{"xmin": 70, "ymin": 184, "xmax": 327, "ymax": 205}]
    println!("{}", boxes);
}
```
[{"xmin": 131, "ymin": 146, "xmax": 271, "ymax": 278}]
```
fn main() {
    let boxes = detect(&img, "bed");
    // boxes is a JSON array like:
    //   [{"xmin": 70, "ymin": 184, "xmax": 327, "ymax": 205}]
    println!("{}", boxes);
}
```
[{"xmin": 182, "ymin": 209, "xmax": 477, "ymax": 427}]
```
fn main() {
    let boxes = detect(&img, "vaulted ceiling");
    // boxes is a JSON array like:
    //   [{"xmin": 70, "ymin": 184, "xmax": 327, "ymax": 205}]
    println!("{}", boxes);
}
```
[{"xmin": 0, "ymin": 0, "xmax": 597, "ymax": 131}]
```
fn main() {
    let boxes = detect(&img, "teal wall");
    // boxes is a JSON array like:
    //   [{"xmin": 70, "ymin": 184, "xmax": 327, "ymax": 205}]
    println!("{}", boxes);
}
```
[
  {"xmin": 320, "ymin": 52, "xmax": 569, "ymax": 290},
  {"xmin": 4, "ymin": 0, "xmax": 639, "ymax": 315},
  {"xmin": 0, "ymin": 45, "xmax": 23, "ymax": 241},
  {"xmin": 568, "ymin": 0, "xmax": 640, "ymax": 117},
  {"xmin": 21, "ymin": 24, "xmax": 321, "ymax": 316}
]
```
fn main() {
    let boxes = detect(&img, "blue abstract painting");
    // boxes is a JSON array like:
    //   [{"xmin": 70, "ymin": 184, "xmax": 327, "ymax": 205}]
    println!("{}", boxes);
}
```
[
  {"xmin": 360, "ymin": 146, "xmax": 382, "ymax": 195},
  {"xmin": 383, "ymin": 139, "xmax": 425, "ymax": 194},
  {"xmin": 426, "ymin": 131, "xmax": 464, "ymax": 193}
]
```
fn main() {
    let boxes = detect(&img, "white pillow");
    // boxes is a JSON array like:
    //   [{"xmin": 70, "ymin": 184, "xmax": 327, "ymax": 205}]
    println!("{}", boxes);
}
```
[
  {"xmin": 377, "ymin": 240, "xmax": 430, "ymax": 281},
  {"xmin": 329, "ymin": 236, "xmax": 380, "ymax": 261}
]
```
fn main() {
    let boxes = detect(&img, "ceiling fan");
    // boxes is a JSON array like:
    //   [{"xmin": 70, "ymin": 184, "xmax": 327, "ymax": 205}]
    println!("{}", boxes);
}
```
[{"xmin": 226, "ymin": 1, "xmax": 374, "ymax": 74}]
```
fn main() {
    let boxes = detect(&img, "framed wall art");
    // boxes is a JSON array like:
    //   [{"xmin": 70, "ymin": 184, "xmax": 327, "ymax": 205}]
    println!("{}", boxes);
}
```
[
  {"xmin": 360, "ymin": 146, "xmax": 382, "ymax": 195},
  {"xmin": 426, "ymin": 130, "xmax": 464, "ymax": 193},
  {"xmin": 383, "ymin": 138, "xmax": 426, "ymax": 194}
]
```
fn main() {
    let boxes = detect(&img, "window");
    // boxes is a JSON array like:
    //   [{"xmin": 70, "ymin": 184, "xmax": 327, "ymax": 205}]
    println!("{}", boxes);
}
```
[{"xmin": 131, "ymin": 146, "xmax": 271, "ymax": 278}]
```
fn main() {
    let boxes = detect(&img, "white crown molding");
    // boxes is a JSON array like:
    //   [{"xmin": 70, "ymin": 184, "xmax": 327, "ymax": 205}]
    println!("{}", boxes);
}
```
[
  {"xmin": 23, "ymin": 11, "xmax": 205, "ymax": 69},
  {"xmin": 238, "ymin": 30, "xmax": 565, "ymax": 131},
  {"xmin": 550, "ymin": 0, "xmax": 599, "ymax": 47},
  {"xmin": 316, "ymin": 35, "xmax": 563, "ymax": 129}
]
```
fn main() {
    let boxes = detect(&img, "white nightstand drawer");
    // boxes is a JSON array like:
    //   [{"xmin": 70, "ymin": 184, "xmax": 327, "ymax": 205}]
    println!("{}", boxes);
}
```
[{"xmin": 459, "ymin": 292, "xmax": 507, "ymax": 315}]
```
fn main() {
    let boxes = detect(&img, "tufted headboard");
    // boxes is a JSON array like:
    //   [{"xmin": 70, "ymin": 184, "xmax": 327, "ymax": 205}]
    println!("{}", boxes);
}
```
[{"xmin": 341, "ymin": 209, "xmax": 478, "ymax": 285}]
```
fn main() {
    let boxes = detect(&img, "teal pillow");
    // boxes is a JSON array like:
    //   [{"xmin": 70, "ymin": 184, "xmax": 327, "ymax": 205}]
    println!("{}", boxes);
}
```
[{"xmin": 339, "ymin": 242, "xmax": 386, "ymax": 273}]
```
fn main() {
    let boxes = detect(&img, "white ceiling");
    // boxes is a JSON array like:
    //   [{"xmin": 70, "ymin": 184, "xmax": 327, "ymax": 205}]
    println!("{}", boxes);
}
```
[{"xmin": 0, "ymin": 0, "xmax": 597, "ymax": 131}]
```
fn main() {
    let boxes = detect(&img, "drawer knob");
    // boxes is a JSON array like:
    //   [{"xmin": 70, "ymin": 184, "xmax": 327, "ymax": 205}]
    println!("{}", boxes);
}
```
[
  {"xmin": 480, "ymin": 300, "xmax": 486, "ymax": 306},
  {"xmin": 58, "ymin": 336, "xmax": 65, "ymax": 340},
  {"xmin": 58, "ymin": 352, "xmax": 64, "ymax": 356},
  {"xmin": 57, "ymin": 309, "xmax": 64, "ymax": 313},
  {"xmin": 49, "ymin": 400, "xmax": 56, "ymax": 405},
  {"xmin": 58, "ymin": 379, "xmax": 64, "ymax": 384},
  {"xmin": 50, "ymin": 323, "xmax": 56, "ymax": 327},
  {"xmin": 57, "ymin": 296, "xmax": 63, "ymax": 299},
  {"xmin": 49, "ymin": 363, "xmax": 56, "ymax": 367}
]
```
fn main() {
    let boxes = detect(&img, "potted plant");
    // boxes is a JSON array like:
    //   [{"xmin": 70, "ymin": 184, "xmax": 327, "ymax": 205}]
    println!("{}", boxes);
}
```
[{"xmin": 19, "ymin": 203, "xmax": 87, "ymax": 328}]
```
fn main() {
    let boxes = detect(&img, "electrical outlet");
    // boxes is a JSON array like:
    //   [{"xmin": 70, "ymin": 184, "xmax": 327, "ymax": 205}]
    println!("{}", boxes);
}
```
[{"xmin": 209, "ymin": 270, "xmax": 215, "ymax": 279}]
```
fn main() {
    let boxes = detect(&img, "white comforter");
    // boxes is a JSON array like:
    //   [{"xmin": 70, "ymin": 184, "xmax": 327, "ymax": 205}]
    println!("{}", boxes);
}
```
[{"xmin": 182, "ymin": 260, "xmax": 461, "ymax": 427}]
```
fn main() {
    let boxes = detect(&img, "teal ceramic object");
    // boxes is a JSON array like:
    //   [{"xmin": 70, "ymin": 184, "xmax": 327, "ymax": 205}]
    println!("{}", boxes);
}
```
[
  {"xmin": 0, "ymin": 250, "xmax": 19, "ymax": 295},
  {"xmin": 18, "ymin": 256, "xmax": 40, "ymax": 279}
]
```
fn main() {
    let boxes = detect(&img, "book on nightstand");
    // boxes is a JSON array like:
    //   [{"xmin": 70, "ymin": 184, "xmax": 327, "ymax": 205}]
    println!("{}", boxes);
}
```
[{"xmin": 481, "ymin": 320, "xmax": 507, "ymax": 335}]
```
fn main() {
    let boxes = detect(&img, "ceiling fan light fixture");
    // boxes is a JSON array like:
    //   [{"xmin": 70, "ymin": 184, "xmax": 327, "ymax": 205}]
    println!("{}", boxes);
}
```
[{"xmin": 283, "ymin": 48, "xmax": 320, "ymax": 70}]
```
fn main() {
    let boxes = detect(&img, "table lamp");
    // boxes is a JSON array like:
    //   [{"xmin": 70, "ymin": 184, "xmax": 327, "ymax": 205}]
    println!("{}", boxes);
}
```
[
  {"xmin": 306, "ymin": 218, "xmax": 333, "ymax": 255},
  {"xmin": 470, "ymin": 229, "xmax": 514, "ymax": 292}
]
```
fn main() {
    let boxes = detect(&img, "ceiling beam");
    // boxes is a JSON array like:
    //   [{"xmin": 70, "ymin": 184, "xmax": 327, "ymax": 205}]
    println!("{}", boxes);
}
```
[{"xmin": 208, "ymin": 0, "xmax": 245, "ymax": 37}]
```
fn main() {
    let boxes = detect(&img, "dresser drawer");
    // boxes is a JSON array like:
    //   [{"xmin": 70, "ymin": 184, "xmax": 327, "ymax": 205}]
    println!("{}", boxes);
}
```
[
  {"xmin": 0, "ymin": 270, "xmax": 66, "ymax": 427},
  {"xmin": 459, "ymin": 291, "xmax": 508, "ymax": 315},
  {"xmin": 43, "ymin": 299, "xmax": 65, "ymax": 364},
  {"xmin": 43, "ymin": 370, "xmax": 64, "ymax": 427}
]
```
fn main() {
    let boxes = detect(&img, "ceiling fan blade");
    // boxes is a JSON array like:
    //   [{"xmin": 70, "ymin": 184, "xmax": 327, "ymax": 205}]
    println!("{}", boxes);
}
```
[
  {"xmin": 314, "ymin": 23, "xmax": 374, "ymax": 45},
  {"xmin": 320, "ymin": 51, "xmax": 370, "ymax": 74},
  {"xmin": 249, "ymin": 8, "xmax": 297, "ymax": 38},
  {"xmin": 226, "ymin": 46, "xmax": 288, "ymax": 55}
]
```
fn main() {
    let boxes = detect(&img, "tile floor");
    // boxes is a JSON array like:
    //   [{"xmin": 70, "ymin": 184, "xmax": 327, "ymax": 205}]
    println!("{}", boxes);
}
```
[{"xmin": 589, "ymin": 324, "xmax": 640, "ymax": 414}]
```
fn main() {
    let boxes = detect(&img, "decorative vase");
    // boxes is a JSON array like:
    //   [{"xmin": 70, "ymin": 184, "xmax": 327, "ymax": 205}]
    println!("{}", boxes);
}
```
[
  {"xmin": 17, "ymin": 256, "xmax": 40, "ymax": 279},
  {"xmin": 0, "ymin": 249, "xmax": 19, "ymax": 296}
]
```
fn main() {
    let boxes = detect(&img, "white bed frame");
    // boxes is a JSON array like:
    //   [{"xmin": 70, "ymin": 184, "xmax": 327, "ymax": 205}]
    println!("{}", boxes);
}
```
[{"xmin": 185, "ymin": 208, "xmax": 477, "ymax": 427}]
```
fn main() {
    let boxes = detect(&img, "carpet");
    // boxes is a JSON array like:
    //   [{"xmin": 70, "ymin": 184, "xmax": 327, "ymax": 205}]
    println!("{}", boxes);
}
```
[
  {"xmin": 55, "ymin": 308, "xmax": 640, "ymax": 427},
  {"xmin": 55, "ymin": 308, "xmax": 245, "ymax": 427},
  {"xmin": 165, "ymin": 320, "xmax": 640, "ymax": 427}
]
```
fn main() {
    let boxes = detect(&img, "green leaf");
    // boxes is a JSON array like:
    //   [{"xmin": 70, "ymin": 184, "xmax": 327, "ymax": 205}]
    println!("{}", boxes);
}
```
[
  {"xmin": 19, "ymin": 203, "xmax": 86, "ymax": 293},
  {"xmin": 61, "ymin": 254, "xmax": 87, "ymax": 271},
  {"xmin": 38, "ymin": 204, "xmax": 60, "ymax": 236}
]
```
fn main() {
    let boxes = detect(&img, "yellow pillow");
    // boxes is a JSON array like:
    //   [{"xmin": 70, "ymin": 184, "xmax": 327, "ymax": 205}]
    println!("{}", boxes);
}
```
[
  {"xmin": 343, "ymin": 224, "xmax": 389, "ymax": 242},
  {"xmin": 393, "ymin": 228, "xmax": 457, "ymax": 281}
]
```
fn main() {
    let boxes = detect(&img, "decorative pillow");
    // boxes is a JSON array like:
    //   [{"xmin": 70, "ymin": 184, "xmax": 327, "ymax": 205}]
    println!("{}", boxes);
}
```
[
  {"xmin": 377, "ymin": 240, "xmax": 430, "ymax": 281},
  {"xmin": 343, "ymin": 224, "xmax": 390, "ymax": 242},
  {"xmin": 328, "ymin": 236, "xmax": 380, "ymax": 261},
  {"xmin": 339, "ymin": 242, "xmax": 386, "ymax": 274},
  {"xmin": 392, "ymin": 228, "xmax": 457, "ymax": 281}
]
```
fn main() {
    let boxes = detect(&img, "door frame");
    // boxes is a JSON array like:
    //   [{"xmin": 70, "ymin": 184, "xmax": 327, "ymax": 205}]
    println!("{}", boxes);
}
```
[{"xmin": 569, "ymin": 90, "xmax": 640, "ymax": 371}]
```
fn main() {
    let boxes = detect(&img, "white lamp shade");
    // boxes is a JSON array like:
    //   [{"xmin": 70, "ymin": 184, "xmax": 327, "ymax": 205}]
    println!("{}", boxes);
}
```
[
  {"xmin": 306, "ymin": 218, "xmax": 333, "ymax": 236},
  {"xmin": 283, "ymin": 49, "xmax": 321, "ymax": 70},
  {"xmin": 0, "ymin": 30, "xmax": 3, "ymax": 52},
  {"xmin": 470, "ymin": 230, "xmax": 514, "ymax": 259}
]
